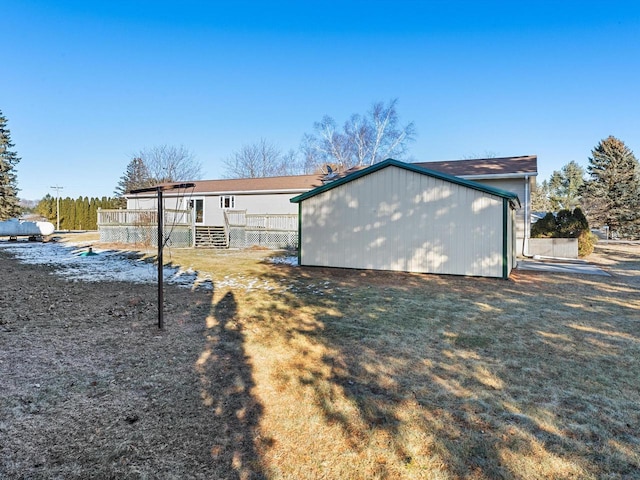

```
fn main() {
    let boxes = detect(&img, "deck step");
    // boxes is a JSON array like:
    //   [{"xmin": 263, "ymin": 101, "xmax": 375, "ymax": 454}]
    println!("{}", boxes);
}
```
[{"xmin": 195, "ymin": 226, "xmax": 228, "ymax": 248}]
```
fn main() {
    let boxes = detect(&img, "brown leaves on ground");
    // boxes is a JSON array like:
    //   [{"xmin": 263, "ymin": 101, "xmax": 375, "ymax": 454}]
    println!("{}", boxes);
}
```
[{"xmin": 1, "ymin": 241, "xmax": 639, "ymax": 479}]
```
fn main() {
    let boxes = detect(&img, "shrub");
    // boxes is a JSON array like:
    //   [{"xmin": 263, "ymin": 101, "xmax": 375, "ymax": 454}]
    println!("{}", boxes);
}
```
[
  {"xmin": 531, "ymin": 208, "xmax": 596, "ymax": 257},
  {"xmin": 578, "ymin": 229, "xmax": 598, "ymax": 257},
  {"xmin": 557, "ymin": 207, "xmax": 589, "ymax": 237},
  {"xmin": 531, "ymin": 212, "xmax": 557, "ymax": 238}
]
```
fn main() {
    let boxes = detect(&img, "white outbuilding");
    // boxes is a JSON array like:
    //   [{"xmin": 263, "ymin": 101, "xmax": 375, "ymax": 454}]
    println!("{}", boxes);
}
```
[{"xmin": 290, "ymin": 159, "xmax": 521, "ymax": 279}]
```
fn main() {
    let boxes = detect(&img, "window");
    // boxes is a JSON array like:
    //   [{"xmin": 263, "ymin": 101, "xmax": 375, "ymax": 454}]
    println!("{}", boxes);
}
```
[{"xmin": 219, "ymin": 195, "xmax": 235, "ymax": 209}]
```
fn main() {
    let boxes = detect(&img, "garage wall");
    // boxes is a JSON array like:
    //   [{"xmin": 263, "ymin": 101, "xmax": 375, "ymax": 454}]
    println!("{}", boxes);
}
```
[{"xmin": 300, "ymin": 165, "xmax": 508, "ymax": 278}]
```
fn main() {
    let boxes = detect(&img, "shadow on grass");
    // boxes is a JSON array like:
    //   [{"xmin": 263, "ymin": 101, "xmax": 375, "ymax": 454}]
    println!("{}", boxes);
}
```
[
  {"xmin": 0, "ymin": 245, "xmax": 268, "ymax": 480},
  {"xmin": 254, "ymin": 257, "xmax": 640, "ymax": 478},
  {"xmin": 195, "ymin": 291, "xmax": 268, "ymax": 479}
]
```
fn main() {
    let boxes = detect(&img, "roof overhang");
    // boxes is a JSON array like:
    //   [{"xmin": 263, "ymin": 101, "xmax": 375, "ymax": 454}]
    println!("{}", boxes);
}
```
[
  {"xmin": 129, "ymin": 183, "xmax": 196, "ymax": 195},
  {"xmin": 460, "ymin": 173, "xmax": 538, "ymax": 181},
  {"xmin": 126, "ymin": 187, "xmax": 309, "ymax": 198}
]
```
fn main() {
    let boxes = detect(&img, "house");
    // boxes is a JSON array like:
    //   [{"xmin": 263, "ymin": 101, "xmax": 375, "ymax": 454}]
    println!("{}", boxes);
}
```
[
  {"xmin": 122, "ymin": 174, "xmax": 326, "ymax": 247},
  {"xmin": 290, "ymin": 159, "xmax": 520, "ymax": 279},
  {"xmin": 413, "ymin": 155, "xmax": 536, "ymax": 256},
  {"xmin": 121, "ymin": 155, "xmax": 536, "ymax": 252},
  {"xmin": 125, "ymin": 174, "xmax": 325, "ymax": 222}
]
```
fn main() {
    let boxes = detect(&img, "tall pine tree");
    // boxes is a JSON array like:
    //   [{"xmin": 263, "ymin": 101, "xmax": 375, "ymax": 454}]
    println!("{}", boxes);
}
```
[
  {"xmin": 582, "ymin": 136, "xmax": 640, "ymax": 238},
  {"xmin": 36, "ymin": 194, "xmax": 56, "ymax": 222},
  {"xmin": 531, "ymin": 180, "xmax": 552, "ymax": 212},
  {"xmin": 114, "ymin": 156, "xmax": 152, "ymax": 207},
  {"xmin": 548, "ymin": 161, "xmax": 585, "ymax": 211},
  {"xmin": 0, "ymin": 110, "xmax": 21, "ymax": 220}
]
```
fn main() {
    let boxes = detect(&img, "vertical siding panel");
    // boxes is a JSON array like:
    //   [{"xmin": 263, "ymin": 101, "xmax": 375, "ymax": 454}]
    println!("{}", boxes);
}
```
[
  {"xmin": 395, "ymin": 167, "xmax": 406, "ymax": 271},
  {"xmin": 392, "ymin": 168, "xmax": 401, "ymax": 271},
  {"xmin": 361, "ymin": 172, "xmax": 372, "ymax": 269},
  {"xmin": 372, "ymin": 168, "xmax": 384, "ymax": 269},
  {"xmin": 299, "ymin": 164, "xmax": 510, "ymax": 278},
  {"xmin": 460, "ymin": 183, "xmax": 467, "ymax": 274},
  {"xmin": 451, "ymin": 182, "xmax": 463, "ymax": 276}
]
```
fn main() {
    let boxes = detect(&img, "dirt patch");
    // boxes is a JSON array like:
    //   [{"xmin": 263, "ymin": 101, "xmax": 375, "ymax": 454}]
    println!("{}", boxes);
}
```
[
  {"xmin": 0, "ymin": 248, "xmax": 265, "ymax": 479},
  {"xmin": 1, "ymin": 240, "xmax": 639, "ymax": 479}
]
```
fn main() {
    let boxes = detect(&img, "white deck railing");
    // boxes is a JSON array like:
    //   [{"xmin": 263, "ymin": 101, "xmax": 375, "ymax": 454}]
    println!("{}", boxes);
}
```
[
  {"xmin": 225, "ymin": 209, "xmax": 297, "ymax": 231},
  {"xmin": 98, "ymin": 208, "xmax": 192, "ymax": 226}
]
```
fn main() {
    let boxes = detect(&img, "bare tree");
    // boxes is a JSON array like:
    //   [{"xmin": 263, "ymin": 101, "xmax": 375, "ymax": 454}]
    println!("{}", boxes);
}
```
[
  {"xmin": 302, "ymin": 99, "xmax": 416, "ymax": 172},
  {"xmin": 134, "ymin": 145, "xmax": 203, "ymax": 183},
  {"xmin": 462, "ymin": 151, "xmax": 500, "ymax": 159},
  {"xmin": 223, "ymin": 138, "xmax": 303, "ymax": 178}
]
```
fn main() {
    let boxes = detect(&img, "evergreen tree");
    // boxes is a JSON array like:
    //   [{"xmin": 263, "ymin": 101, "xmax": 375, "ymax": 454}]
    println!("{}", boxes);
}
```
[
  {"xmin": 79, "ymin": 197, "xmax": 90, "ymax": 230},
  {"xmin": 60, "ymin": 197, "xmax": 70, "ymax": 230},
  {"xmin": 68, "ymin": 198, "xmax": 77, "ymax": 230},
  {"xmin": 114, "ymin": 156, "xmax": 151, "ymax": 206},
  {"xmin": 88, "ymin": 197, "xmax": 98, "ymax": 230},
  {"xmin": 582, "ymin": 136, "xmax": 640, "ymax": 238},
  {"xmin": 530, "ymin": 212, "xmax": 557, "ymax": 237},
  {"xmin": 548, "ymin": 161, "xmax": 585, "ymax": 211},
  {"xmin": 556, "ymin": 207, "xmax": 589, "ymax": 237},
  {"xmin": 36, "ymin": 194, "xmax": 56, "ymax": 222},
  {"xmin": 35, "ymin": 195, "xmax": 118, "ymax": 229},
  {"xmin": 531, "ymin": 180, "xmax": 552, "ymax": 211},
  {"xmin": 0, "ymin": 110, "xmax": 22, "ymax": 220}
]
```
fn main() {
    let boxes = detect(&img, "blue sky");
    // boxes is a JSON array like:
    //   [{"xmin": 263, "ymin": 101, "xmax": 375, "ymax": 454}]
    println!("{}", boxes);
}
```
[{"xmin": 3, "ymin": 1, "xmax": 639, "ymax": 200}]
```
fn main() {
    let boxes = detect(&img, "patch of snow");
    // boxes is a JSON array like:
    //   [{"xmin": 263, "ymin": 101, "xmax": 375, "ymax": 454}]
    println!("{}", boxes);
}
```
[
  {"xmin": 0, "ymin": 241, "xmax": 301, "ymax": 292},
  {"xmin": 0, "ymin": 241, "xmax": 199, "ymax": 287},
  {"xmin": 268, "ymin": 255, "xmax": 298, "ymax": 266}
]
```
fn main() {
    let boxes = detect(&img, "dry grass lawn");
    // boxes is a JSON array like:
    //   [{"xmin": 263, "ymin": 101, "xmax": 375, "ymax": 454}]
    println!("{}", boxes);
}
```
[{"xmin": 1, "ymin": 236, "xmax": 639, "ymax": 479}]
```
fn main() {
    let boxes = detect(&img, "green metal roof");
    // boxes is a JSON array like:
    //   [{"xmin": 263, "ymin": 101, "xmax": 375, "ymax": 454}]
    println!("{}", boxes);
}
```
[{"xmin": 290, "ymin": 158, "xmax": 521, "ymax": 208}]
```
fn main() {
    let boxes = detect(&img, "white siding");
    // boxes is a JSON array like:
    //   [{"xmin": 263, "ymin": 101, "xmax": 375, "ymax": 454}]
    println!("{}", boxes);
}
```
[
  {"xmin": 129, "ymin": 192, "xmax": 302, "ymax": 227},
  {"xmin": 205, "ymin": 192, "xmax": 299, "ymax": 225},
  {"xmin": 126, "ymin": 196, "xmax": 191, "ymax": 211},
  {"xmin": 300, "ymin": 165, "xmax": 508, "ymax": 278},
  {"xmin": 126, "ymin": 197, "xmax": 156, "ymax": 210},
  {"xmin": 235, "ymin": 193, "xmax": 299, "ymax": 215},
  {"xmin": 203, "ymin": 197, "xmax": 224, "ymax": 225}
]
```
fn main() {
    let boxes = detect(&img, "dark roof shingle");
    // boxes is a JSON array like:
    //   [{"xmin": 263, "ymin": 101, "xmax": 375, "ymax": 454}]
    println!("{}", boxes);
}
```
[
  {"xmin": 291, "ymin": 159, "xmax": 521, "ymax": 207},
  {"xmin": 415, "ymin": 155, "xmax": 537, "ymax": 177},
  {"xmin": 127, "ymin": 156, "xmax": 537, "ymax": 196}
]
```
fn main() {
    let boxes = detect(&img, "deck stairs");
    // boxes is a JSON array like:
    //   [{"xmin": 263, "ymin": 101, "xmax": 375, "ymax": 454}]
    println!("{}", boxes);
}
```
[{"xmin": 195, "ymin": 226, "xmax": 228, "ymax": 248}]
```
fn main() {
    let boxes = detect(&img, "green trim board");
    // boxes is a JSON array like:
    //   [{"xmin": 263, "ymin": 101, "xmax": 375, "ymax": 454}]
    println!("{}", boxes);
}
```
[
  {"xmin": 502, "ymin": 199, "xmax": 509, "ymax": 280},
  {"xmin": 290, "ymin": 158, "xmax": 521, "ymax": 208},
  {"xmin": 297, "ymin": 202, "xmax": 302, "ymax": 266}
]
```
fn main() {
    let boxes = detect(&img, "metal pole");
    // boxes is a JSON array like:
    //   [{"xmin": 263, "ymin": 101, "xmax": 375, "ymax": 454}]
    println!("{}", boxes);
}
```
[
  {"xmin": 50, "ymin": 185, "xmax": 63, "ymax": 231},
  {"xmin": 157, "ymin": 188, "xmax": 164, "ymax": 330},
  {"xmin": 129, "ymin": 182, "xmax": 194, "ymax": 331}
]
